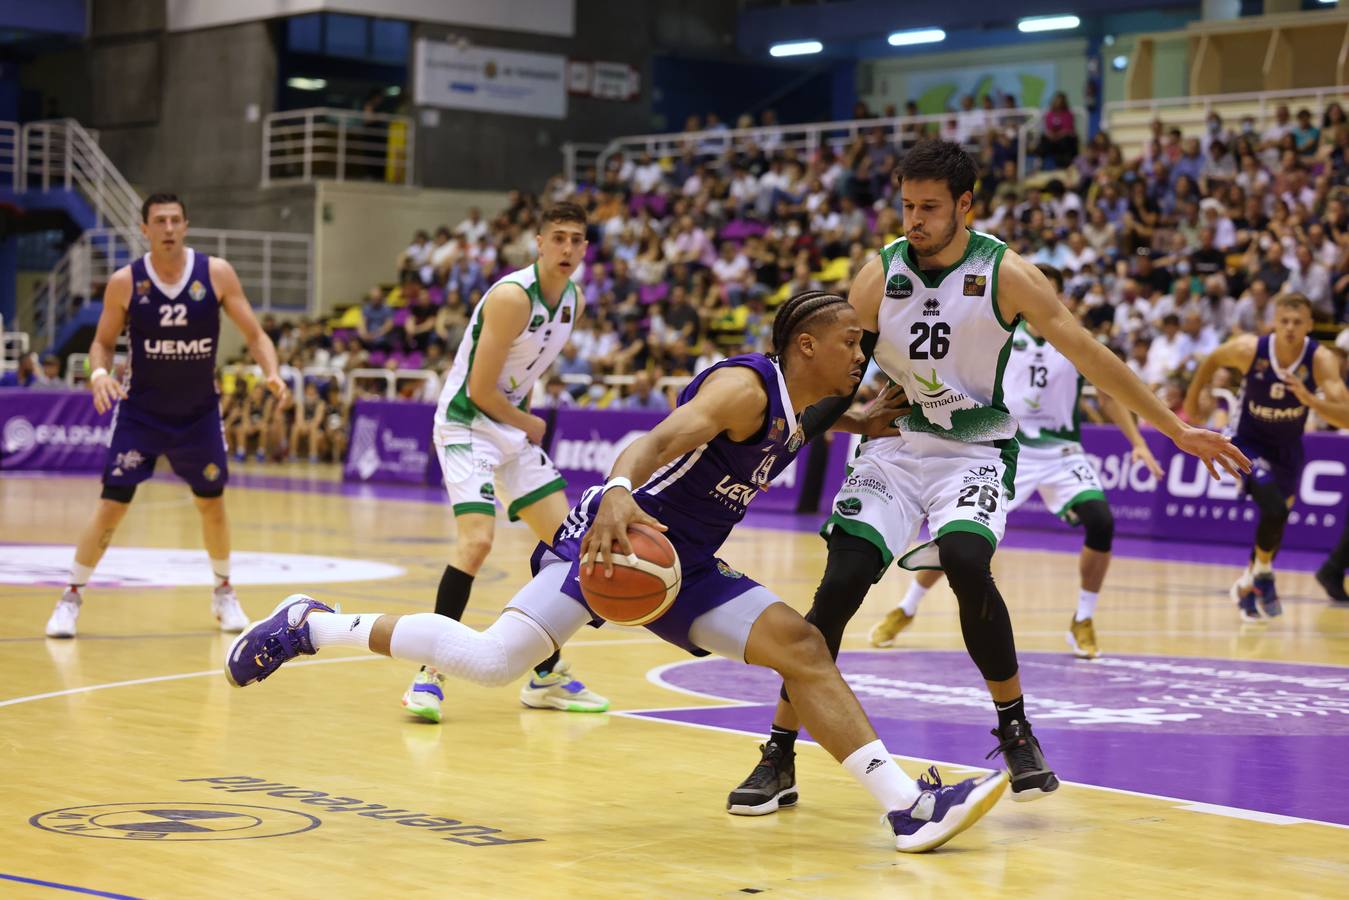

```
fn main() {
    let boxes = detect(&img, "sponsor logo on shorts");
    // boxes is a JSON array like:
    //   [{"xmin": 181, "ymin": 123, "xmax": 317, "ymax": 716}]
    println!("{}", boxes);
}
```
[
  {"xmin": 885, "ymin": 273, "xmax": 913, "ymax": 299},
  {"xmin": 962, "ymin": 465, "xmax": 1000, "ymax": 485},
  {"xmin": 189, "ymin": 280, "xmax": 207, "ymax": 302},
  {"xmin": 479, "ymin": 483, "xmax": 495, "ymax": 499},
  {"xmin": 30, "ymin": 802, "xmax": 319, "ymax": 842},
  {"xmin": 716, "ymin": 560, "xmax": 743, "ymax": 579},
  {"xmin": 835, "ymin": 497, "xmax": 862, "ymax": 517},
  {"xmin": 114, "ymin": 450, "xmax": 145, "ymax": 472},
  {"xmin": 962, "ymin": 274, "xmax": 987, "ymax": 296},
  {"xmin": 203, "ymin": 463, "xmax": 221, "ymax": 482},
  {"xmin": 843, "ymin": 474, "xmax": 895, "ymax": 503}
]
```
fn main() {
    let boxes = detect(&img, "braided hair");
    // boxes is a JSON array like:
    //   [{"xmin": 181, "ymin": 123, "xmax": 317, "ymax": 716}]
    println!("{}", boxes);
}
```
[{"xmin": 771, "ymin": 290, "xmax": 850, "ymax": 360}]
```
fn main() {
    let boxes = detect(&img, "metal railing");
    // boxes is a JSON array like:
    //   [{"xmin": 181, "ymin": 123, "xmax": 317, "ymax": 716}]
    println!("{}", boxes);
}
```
[
  {"xmin": 1104, "ymin": 84, "xmax": 1349, "ymax": 118},
  {"xmin": 263, "ymin": 108, "xmax": 415, "ymax": 186},
  {"xmin": 2, "ymin": 327, "xmax": 30, "ymax": 374},
  {"xmin": 22, "ymin": 119, "xmax": 144, "ymax": 234},
  {"xmin": 344, "ymin": 367, "xmax": 439, "ymax": 402},
  {"xmin": 0, "ymin": 122, "xmax": 19, "ymax": 192},
  {"xmin": 559, "ymin": 141, "xmax": 608, "ymax": 184},
  {"xmin": 575, "ymin": 107, "xmax": 1086, "ymax": 186}
]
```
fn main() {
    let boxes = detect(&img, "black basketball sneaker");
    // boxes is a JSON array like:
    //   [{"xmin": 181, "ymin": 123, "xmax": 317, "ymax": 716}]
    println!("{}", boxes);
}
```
[
  {"xmin": 986, "ymin": 719, "xmax": 1059, "ymax": 801},
  {"xmin": 727, "ymin": 740, "xmax": 797, "ymax": 816}
]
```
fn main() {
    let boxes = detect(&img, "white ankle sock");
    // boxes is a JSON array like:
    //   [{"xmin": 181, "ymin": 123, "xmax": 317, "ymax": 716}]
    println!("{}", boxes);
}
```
[
  {"xmin": 1252, "ymin": 558, "xmax": 1273, "ymax": 576},
  {"xmin": 841, "ymin": 740, "xmax": 920, "ymax": 812},
  {"xmin": 1075, "ymin": 590, "xmax": 1098, "ymax": 622},
  {"xmin": 210, "ymin": 558, "xmax": 230, "ymax": 588},
  {"xmin": 69, "ymin": 562, "xmax": 94, "ymax": 589},
  {"xmin": 899, "ymin": 581, "xmax": 928, "ymax": 616},
  {"xmin": 307, "ymin": 612, "xmax": 377, "ymax": 650}
]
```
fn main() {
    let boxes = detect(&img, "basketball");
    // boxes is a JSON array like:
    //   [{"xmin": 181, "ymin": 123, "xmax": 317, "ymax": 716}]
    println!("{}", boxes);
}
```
[{"xmin": 579, "ymin": 524, "xmax": 681, "ymax": 626}]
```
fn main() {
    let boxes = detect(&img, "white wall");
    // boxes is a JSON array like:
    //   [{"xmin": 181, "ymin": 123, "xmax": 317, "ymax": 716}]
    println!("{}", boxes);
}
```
[
  {"xmin": 312, "ymin": 180, "xmax": 508, "ymax": 313},
  {"xmin": 166, "ymin": 0, "xmax": 575, "ymax": 36}
]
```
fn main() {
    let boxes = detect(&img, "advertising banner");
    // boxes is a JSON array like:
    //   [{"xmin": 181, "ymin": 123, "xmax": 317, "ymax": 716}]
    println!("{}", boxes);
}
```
[
  {"xmin": 0, "ymin": 389, "xmax": 112, "ymax": 471},
  {"xmin": 414, "ymin": 40, "xmax": 567, "ymax": 119},
  {"xmin": 343, "ymin": 400, "xmax": 434, "ymax": 485}
]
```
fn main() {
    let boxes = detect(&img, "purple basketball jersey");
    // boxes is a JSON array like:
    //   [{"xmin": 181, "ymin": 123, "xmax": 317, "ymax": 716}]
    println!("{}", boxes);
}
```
[
  {"xmin": 1233, "ymin": 334, "xmax": 1318, "ymax": 447},
  {"xmin": 125, "ymin": 249, "xmax": 220, "ymax": 420}
]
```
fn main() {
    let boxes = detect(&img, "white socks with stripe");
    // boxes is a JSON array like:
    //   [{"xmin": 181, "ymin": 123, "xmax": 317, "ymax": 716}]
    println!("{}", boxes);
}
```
[
  {"xmin": 842, "ymin": 739, "xmax": 921, "ymax": 812},
  {"xmin": 1076, "ymin": 589, "xmax": 1098, "ymax": 622},
  {"xmin": 899, "ymin": 581, "xmax": 928, "ymax": 616},
  {"xmin": 211, "ymin": 558, "xmax": 231, "ymax": 588},
  {"xmin": 306, "ymin": 612, "xmax": 377, "ymax": 649},
  {"xmin": 68, "ymin": 562, "xmax": 94, "ymax": 589}
]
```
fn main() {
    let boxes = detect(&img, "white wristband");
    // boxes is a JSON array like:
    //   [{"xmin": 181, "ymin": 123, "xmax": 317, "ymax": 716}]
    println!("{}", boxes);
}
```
[
  {"xmin": 89, "ymin": 367, "xmax": 109, "ymax": 384},
  {"xmin": 602, "ymin": 476, "xmax": 633, "ymax": 495}
]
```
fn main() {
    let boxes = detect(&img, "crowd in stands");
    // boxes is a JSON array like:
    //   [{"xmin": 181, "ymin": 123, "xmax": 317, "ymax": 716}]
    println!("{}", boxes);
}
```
[{"xmin": 8, "ymin": 93, "xmax": 1349, "ymax": 461}]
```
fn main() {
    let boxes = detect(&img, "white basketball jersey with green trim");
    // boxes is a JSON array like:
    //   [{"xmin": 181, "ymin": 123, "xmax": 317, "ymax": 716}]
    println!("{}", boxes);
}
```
[
  {"xmin": 1004, "ymin": 321, "xmax": 1086, "ymax": 447},
  {"xmin": 439, "ymin": 263, "xmax": 581, "ymax": 425},
  {"xmin": 874, "ymin": 230, "xmax": 1019, "ymax": 443}
]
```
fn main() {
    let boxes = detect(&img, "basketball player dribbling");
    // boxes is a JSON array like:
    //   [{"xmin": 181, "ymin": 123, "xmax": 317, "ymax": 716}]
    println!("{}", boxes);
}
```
[
  {"xmin": 1184, "ymin": 292, "xmax": 1349, "ymax": 621},
  {"xmin": 46, "ymin": 193, "xmax": 287, "ymax": 638},
  {"xmin": 727, "ymin": 141, "xmax": 1248, "ymax": 816},
  {"xmin": 869, "ymin": 264, "xmax": 1165, "ymax": 660},
  {"xmin": 404, "ymin": 202, "xmax": 607, "ymax": 722},
  {"xmin": 226, "ymin": 292, "xmax": 1014, "ymax": 853}
]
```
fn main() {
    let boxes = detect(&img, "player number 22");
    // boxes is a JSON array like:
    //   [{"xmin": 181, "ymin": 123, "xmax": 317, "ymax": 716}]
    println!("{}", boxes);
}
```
[
  {"xmin": 956, "ymin": 483, "xmax": 999, "ymax": 512},
  {"xmin": 158, "ymin": 304, "xmax": 188, "ymax": 327},
  {"xmin": 909, "ymin": 321, "xmax": 951, "ymax": 360}
]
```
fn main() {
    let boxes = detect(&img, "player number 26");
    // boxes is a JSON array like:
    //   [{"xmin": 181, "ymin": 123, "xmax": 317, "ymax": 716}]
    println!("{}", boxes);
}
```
[{"xmin": 956, "ymin": 483, "xmax": 999, "ymax": 512}]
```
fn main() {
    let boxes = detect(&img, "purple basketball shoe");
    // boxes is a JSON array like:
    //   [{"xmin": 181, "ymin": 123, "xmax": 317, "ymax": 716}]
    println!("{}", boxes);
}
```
[
  {"xmin": 887, "ymin": 766, "xmax": 1008, "ymax": 853},
  {"xmin": 224, "ymin": 594, "xmax": 333, "ymax": 687}
]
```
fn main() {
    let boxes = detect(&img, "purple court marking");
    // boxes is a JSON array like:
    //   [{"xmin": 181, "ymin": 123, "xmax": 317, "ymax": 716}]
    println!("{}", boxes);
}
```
[
  {"xmin": 0, "ymin": 872, "xmax": 143, "ymax": 900},
  {"xmin": 11, "ymin": 470, "xmax": 1331, "ymax": 573},
  {"xmin": 637, "ymin": 650, "xmax": 1349, "ymax": 827}
]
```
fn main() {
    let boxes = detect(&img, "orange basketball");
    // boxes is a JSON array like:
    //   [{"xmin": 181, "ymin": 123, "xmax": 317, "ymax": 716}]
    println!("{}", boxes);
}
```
[{"xmin": 579, "ymin": 523, "xmax": 681, "ymax": 626}]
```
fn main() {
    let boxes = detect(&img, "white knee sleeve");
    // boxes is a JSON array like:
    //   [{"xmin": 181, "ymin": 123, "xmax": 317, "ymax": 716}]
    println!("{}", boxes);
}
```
[{"xmin": 390, "ymin": 611, "xmax": 554, "ymax": 688}]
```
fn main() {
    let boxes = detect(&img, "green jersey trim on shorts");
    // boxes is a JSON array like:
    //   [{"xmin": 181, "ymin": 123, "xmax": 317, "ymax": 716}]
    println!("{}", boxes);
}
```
[
  {"xmin": 820, "ymin": 514, "xmax": 894, "ymax": 582},
  {"xmin": 1057, "ymin": 488, "xmax": 1106, "ymax": 519},
  {"xmin": 935, "ymin": 518, "xmax": 998, "ymax": 549},
  {"xmin": 452, "ymin": 501, "xmax": 496, "ymax": 517},
  {"xmin": 506, "ymin": 477, "xmax": 567, "ymax": 521}
]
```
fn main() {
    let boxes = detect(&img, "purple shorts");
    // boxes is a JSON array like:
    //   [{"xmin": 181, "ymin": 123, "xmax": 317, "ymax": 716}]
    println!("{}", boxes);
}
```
[
  {"xmin": 532, "ymin": 494, "xmax": 763, "ymax": 657},
  {"xmin": 1233, "ymin": 435, "xmax": 1303, "ymax": 499},
  {"xmin": 103, "ymin": 402, "xmax": 229, "ymax": 495}
]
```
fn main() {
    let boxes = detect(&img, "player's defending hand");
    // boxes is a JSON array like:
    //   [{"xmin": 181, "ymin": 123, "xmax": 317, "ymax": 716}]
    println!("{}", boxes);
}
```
[
  {"xmin": 90, "ymin": 370, "xmax": 127, "ymax": 414},
  {"xmin": 1131, "ymin": 441, "xmax": 1164, "ymax": 480},
  {"xmin": 1171, "ymin": 425, "xmax": 1250, "ymax": 480},
  {"xmin": 854, "ymin": 383, "xmax": 911, "ymax": 438},
  {"xmin": 265, "ymin": 372, "xmax": 291, "ymax": 404},
  {"xmin": 523, "ymin": 413, "xmax": 547, "ymax": 447},
  {"xmin": 581, "ymin": 488, "xmax": 667, "ymax": 578},
  {"xmin": 1280, "ymin": 374, "xmax": 1316, "ymax": 407}
]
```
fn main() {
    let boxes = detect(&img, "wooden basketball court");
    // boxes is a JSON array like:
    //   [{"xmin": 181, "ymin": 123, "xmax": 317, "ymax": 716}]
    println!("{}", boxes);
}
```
[{"xmin": 1, "ymin": 466, "xmax": 1345, "ymax": 898}]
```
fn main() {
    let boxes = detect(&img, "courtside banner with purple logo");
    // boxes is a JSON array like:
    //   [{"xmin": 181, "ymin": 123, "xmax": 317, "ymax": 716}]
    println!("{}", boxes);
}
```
[
  {"xmin": 344, "ymin": 400, "xmax": 434, "ymax": 485},
  {"xmin": 0, "ymin": 389, "xmax": 112, "ymax": 471},
  {"xmin": 1007, "ymin": 426, "xmax": 1347, "ymax": 551}
]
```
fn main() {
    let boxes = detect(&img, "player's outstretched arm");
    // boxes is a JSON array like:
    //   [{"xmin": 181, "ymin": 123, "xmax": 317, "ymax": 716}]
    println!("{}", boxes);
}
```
[
  {"xmin": 999, "ymin": 250, "xmax": 1250, "ymax": 479},
  {"xmin": 465, "ymin": 284, "xmax": 548, "ymax": 445},
  {"xmin": 214, "ymin": 257, "xmax": 287, "ymax": 402},
  {"xmin": 1182, "ymin": 335, "xmax": 1255, "ymax": 423},
  {"xmin": 89, "ymin": 268, "xmax": 132, "ymax": 413},
  {"xmin": 1284, "ymin": 346, "xmax": 1349, "ymax": 430},
  {"xmin": 581, "ymin": 367, "xmax": 766, "ymax": 575}
]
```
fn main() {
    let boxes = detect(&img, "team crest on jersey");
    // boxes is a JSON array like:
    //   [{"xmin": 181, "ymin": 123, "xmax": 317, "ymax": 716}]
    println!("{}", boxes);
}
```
[
  {"xmin": 885, "ymin": 273, "xmax": 913, "ymax": 299},
  {"xmin": 135, "ymin": 279, "xmax": 151, "ymax": 296},
  {"xmin": 203, "ymin": 463, "xmax": 221, "ymax": 482},
  {"xmin": 527, "ymin": 314, "xmax": 545, "ymax": 332},
  {"xmin": 560, "ymin": 305, "xmax": 572, "ymax": 324},
  {"xmin": 1295, "ymin": 365, "xmax": 1308, "ymax": 381},
  {"xmin": 786, "ymin": 427, "xmax": 805, "ymax": 452},
  {"xmin": 716, "ymin": 560, "xmax": 744, "ymax": 580},
  {"xmin": 768, "ymin": 417, "xmax": 785, "ymax": 441},
  {"xmin": 1013, "ymin": 338, "xmax": 1027, "ymax": 351},
  {"xmin": 189, "ymin": 280, "xmax": 207, "ymax": 302},
  {"xmin": 835, "ymin": 497, "xmax": 862, "ymax": 517},
  {"xmin": 963, "ymin": 274, "xmax": 987, "ymax": 296}
]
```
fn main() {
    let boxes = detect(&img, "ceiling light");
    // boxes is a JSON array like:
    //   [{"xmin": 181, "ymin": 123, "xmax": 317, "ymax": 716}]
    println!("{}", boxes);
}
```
[
  {"xmin": 769, "ymin": 40, "xmax": 823, "ymax": 57},
  {"xmin": 286, "ymin": 77, "xmax": 327, "ymax": 91},
  {"xmin": 1017, "ymin": 15, "xmax": 1081, "ymax": 33},
  {"xmin": 888, "ymin": 28, "xmax": 946, "ymax": 47}
]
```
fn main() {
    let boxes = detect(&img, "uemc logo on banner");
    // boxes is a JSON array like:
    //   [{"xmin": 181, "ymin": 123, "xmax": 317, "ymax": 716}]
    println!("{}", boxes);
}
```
[{"xmin": 3, "ymin": 416, "xmax": 110, "ymax": 454}]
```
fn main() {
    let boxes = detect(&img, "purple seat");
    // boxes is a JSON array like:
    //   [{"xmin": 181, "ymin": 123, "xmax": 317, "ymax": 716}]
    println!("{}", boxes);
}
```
[
  {"xmin": 400, "ymin": 351, "xmax": 423, "ymax": 369},
  {"xmin": 639, "ymin": 282, "xmax": 670, "ymax": 304},
  {"xmin": 367, "ymin": 350, "xmax": 387, "ymax": 367}
]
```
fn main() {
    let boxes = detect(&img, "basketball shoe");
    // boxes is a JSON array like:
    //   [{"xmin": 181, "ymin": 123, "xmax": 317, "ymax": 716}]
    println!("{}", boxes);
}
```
[
  {"xmin": 726, "ymin": 740, "xmax": 798, "ymax": 816},
  {"xmin": 46, "ymin": 588, "xmax": 82, "ymax": 639},
  {"xmin": 1253, "ymin": 572, "xmax": 1281, "ymax": 618},
  {"xmin": 1065, "ymin": 617, "xmax": 1099, "ymax": 659},
  {"xmin": 888, "ymin": 766, "xmax": 1008, "ymax": 853},
  {"xmin": 224, "ymin": 594, "xmax": 333, "ymax": 687},
  {"xmin": 869, "ymin": 608, "xmax": 915, "ymax": 647},
  {"xmin": 519, "ymin": 660, "xmax": 609, "ymax": 712},
  {"xmin": 1230, "ymin": 570, "xmax": 1263, "ymax": 623},
  {"xmin": 986, "ymin": 720, "xmax": 1059, "ymax": 802},
  {"xmin": 212, "ymin": 583, "xmax": 250, "ymax": 633},
  {"xmin": 402, "ymin": 666, "xmax": 447, "ymax": 723},
  {"xmin": 1315, "ymin": 564, "xmax": 1349, "ymax": 605}
]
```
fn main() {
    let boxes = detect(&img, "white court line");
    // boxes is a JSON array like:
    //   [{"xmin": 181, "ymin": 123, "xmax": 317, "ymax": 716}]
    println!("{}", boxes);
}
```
[{"xmin": 0, "ymin": 635, "xmax": 665, "ymax": 710}]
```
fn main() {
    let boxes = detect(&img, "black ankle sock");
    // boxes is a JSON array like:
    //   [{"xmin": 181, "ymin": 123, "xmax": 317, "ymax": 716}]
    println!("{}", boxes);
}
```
[
  {"xmin": 434, "ymin": 565, "xmax": 474, "ymax": 620},
  {"xmin": 995, "ymin": 696, "xmax": 1026, "ymax": 733},
  {"xmin": 534, "ymin": 649, "xmax": 561, "ymax": 678},
  {"xmin": 769, "ymin": 725, "xmax": 798, "ymax": 754}
]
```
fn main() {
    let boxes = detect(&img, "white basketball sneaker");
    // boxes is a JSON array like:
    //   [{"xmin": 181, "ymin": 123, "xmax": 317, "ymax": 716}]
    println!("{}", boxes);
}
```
[
  {"xmin": 519, "ymin": 659, "xmax": 609, "ymax": 713},
  {"xmin": 46, "ymin": 587, "xmax": 82, "ymax": 638},
  {"xmin": 402, "ymin": 666, "xmax": 447, "ymax": 723},
  {"xmin": 212, "ymin": 583, "xmax": 250, "ymax": 633}
]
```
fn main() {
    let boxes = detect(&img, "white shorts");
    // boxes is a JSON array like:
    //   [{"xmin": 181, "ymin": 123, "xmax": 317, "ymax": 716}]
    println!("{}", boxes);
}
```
[
  {"xmin": 507, "ymin": 560, "xmax": 781, "ymax": 662},
  {"xmin": 821, "ymin": 431, "xmax": 1018, "ymax": 576},
  {"xmin": 432, "ymin": 416, "xmax": 566, "ymax": 520},
  {"xmin": 1007, "ymin": 442, "xmax": 1106, "ymax": 519}
]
